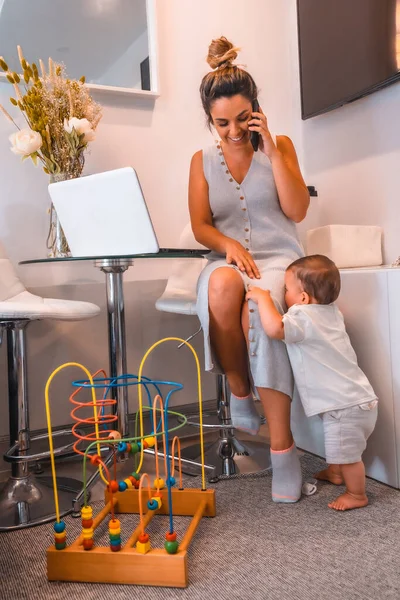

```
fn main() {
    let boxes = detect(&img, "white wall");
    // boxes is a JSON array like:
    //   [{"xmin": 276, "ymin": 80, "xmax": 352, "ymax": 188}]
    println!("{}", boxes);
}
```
[
  {"xmin": 0, "ymin": 0, "xmax": 299, "ymax": 443},
  {"xmin": 288, "ymin": 3, "xmax": 400, "ymax": 264}
]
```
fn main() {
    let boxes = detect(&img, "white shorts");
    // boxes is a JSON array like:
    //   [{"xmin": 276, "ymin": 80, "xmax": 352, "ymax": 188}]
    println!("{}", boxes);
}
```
[{"xmin": 320, "ymin": 401, "xmax": 378, "ymax": 464}]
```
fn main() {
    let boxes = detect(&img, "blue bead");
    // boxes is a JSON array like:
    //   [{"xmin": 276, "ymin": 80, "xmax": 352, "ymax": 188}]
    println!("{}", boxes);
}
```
[
  {"xmin": 137, "ymin": 442, "xmax": 141, "ymax": 450},
  {"xmin": 167, "ymin": 476, "xmax": 176, "ymax": 487},
  {"xmin": 117, "ymin": 442, "xmax": 127, "ymax": 452},
  {"xmin": 54, "ymin": 520, "xmax": 66, "ymax": 533},
  {"xmin": 118, "ymin": 481, "xmax": 128, "ymax": 492},
  {"xmin": 147, "ymin": 499, "xmax": 158, "ymax": 510},
  {"xmin": 110, "ymin": 537, "xmax": 121, "ymax": 546}
]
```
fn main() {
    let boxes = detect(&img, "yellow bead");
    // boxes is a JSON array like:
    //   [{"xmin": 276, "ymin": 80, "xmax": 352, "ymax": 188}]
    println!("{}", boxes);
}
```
[
  {"xmin": 108, "ymin": 527, "xmax": 121, "ymax": 536},
  {"xmin": 82, "ymin": 532, "xmax": 94, "ymax": 540},
  {"xmin": 81, "ymin": 506, "xmax": 92, "ymax": 519},
  {"xmin": 82, "ymin": 527, "xmax": 94, "ymax": 536},
  {"xmin": 153, "ymin": 496, "xmax": 162, "ymax": 509},
  {"xmin": 144, "ymin": 436, "xmax": 155, "ymax": 448},
  {"xmin": 124, "ymin": 478, "xmax": 133, "ymax": 489},
  {"xmin": 136, "ymin": 540, "xmax": 151, "ymax": 554},
  {"xmin": 153, "ymin": 478, "xmax": 165, "ymax": 489},
  {"xmin": 54, "ymin": 532, "xmax": 67, "ymax": 541}
]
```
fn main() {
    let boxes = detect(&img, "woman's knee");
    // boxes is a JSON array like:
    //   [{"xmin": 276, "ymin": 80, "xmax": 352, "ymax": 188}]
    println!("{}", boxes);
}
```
[{"xmin": 208, "ymin": 268, "xmax": 244, "ymax": 308}]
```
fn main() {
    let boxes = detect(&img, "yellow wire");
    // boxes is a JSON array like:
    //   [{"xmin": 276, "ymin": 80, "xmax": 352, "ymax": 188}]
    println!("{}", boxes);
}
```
[
  {"xmin": 136, "ymin": 338, "xmax": 206, "ymax": 491},
  {"xmin": 45, "ymin": 362, "xmax": 109, "ymax": 522}
]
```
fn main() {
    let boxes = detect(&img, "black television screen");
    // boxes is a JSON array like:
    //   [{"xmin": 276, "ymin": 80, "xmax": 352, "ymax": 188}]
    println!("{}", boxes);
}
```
[{"xmin": 297, "ymin": 0, "xmax": 400, "ymax": 119}]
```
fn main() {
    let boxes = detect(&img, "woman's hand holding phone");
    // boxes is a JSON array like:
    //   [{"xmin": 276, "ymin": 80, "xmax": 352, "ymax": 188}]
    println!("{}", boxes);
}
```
[{"xmin": 248, "ymin": 102, "xmax": 277, "ymax": 160}]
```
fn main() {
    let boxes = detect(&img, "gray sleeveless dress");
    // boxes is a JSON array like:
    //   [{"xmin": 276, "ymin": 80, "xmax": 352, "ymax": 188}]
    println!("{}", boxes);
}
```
[{"xmin": 196, "ymin": 143, "xmax": 304, "ymax": 397}]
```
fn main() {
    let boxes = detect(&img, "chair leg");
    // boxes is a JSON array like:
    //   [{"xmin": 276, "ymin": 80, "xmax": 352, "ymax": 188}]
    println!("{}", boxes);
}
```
[
  {"xmin": 179, "ymin": 374, "xmax": 271, "ymax": 482},
  {"xmin": 0, "ymin": 320, "xmax": 84, "ymax": 531}
]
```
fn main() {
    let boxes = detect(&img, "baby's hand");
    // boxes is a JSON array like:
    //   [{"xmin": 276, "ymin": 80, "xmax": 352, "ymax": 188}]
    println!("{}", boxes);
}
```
[{"xmin": 245, "ymin": 285, "xmax": 271, "ymax": 304}]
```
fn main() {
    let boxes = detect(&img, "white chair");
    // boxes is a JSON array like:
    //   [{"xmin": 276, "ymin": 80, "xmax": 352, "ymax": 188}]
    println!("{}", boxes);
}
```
[
  {"xmin": 156, "ymin": 224, "xmax": 270, "ymax": 481},
  {"xmin": 0, "ymin": 243, "xmax": 100, "ymax": 531}
]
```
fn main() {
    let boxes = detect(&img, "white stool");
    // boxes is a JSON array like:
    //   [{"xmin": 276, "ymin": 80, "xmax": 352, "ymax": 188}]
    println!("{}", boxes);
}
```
[
  {"xmin": 156, "ymin": 224, "xmax": 271, "ymax": 482},
  {"xmin": 0, "ymin": 244, "xmax": 100, "ymax": 530}
]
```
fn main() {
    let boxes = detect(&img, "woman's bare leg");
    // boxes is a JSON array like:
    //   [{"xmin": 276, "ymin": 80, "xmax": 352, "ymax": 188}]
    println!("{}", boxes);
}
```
[
  {"xmin": 209, "ymin": 268, "xmax": 260, "ymax": 432},
  {"xmin": 208, "ymin": 268, "xmax": 250, "ymax": 396},
  {"xmin": 241, "ymin": 303, "xmax": 302, "ymax": 501}
]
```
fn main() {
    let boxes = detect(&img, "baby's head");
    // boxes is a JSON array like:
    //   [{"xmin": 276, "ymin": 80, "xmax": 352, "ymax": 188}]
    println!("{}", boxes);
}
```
[{"xmin": 284, "ymin": 254, "xmax": 341, "ymax": 308}]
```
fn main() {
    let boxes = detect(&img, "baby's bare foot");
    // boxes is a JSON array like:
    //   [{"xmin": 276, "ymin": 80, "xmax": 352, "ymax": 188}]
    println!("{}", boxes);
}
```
[
  {"xmin": 328, "ymin": 492, "xmax": 368, "ymax": 511},
  {"xmin": 315, "ymin": 466, "xmax": 343, "ymax": 485}
]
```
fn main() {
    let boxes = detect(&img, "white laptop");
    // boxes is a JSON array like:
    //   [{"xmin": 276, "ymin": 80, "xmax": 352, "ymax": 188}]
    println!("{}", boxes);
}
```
[{"xmin": 48, "ymin": 167, "xmax": 160, "ymax": 257}]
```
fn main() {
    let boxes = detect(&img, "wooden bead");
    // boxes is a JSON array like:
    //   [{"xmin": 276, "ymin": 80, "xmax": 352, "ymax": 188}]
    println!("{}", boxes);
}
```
[
  {"xmin": 83, "ymin": 539, "xmax": 94, "ymax": 551},
  {"xmin": 108, "ymin": 480, "xmax": 119, "ymax": 493},
  {"xmin": 164, "ymin": 540, "xmax": 179, "ymax": 554},
  {"xmin": 108, "ymin": 430, "xmax": 121, "ymax": 440},
  {"xmin": 138, "ymin": 533, "xmax": 149, "ymax": 543},
  {"xmin": 153, "ymin": 478, "xmax": 165, "ymax": 489},
  {"xmin": 53, "ymin": 521, "xmax": 66, "ymax": 533},
  {"xmin": 109, "ymin": 519, "xmax": 121, "ymax": 530},
  {"xmin": 89, "ymin": 454, "xmax": 102, "ymax": 466},
  {"xmin": 165, "ymin": 531, "xmax": 177, "ymax": 542},
  {"xmin": 81, "ymin": 519, "xmax": 93, "ymax": 528},
  {"xmin": 144, "ymin": 436, "xmax": 155, "ymax": 448},
  {"xmin": 81, "ymin": 506, "xmax": 93, "ymax": 519}
]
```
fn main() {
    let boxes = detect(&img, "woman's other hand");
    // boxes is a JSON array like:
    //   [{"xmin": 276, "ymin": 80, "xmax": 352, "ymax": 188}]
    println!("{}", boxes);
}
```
[
  {"xmin": 248, "ymin": 106, "xmax": 277, "ymax": 160},
  {"xmin": 225, "ymin": 239, "xmax": 261, "ymax": 279}
]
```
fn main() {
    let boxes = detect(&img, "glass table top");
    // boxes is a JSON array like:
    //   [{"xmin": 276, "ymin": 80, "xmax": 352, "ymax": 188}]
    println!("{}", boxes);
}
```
[{"xmin": 20, "ymin": 249, "xmax": 210, "ymax": 265}]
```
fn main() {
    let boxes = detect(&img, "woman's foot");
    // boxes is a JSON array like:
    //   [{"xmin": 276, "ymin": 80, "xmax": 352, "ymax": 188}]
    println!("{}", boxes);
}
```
[
  {"xmin": 271, "ymin": 443, "xmax": 302, "ymax": 503},
  {"xmin": 328, "ymin": 491, "xmax": 368, "ymax": 511},
  {"xmin": 230, "ymin": 392, "xmax": 261, "ymax": 435},
  {"xmin": 315, "ymin": 465, "xmax": 343, "ymax": 485}
]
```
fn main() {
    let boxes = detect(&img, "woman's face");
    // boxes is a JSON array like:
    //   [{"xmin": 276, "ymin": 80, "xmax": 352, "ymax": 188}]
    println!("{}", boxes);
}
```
[{"xmin": 210, "ymin": 94, "xmax": 252, "ymax": 147}]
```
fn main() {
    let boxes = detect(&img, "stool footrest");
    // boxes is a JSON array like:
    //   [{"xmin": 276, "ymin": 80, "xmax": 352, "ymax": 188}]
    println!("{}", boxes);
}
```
[{"xmin": 3, "ymin": 428, "xmax": 77, "ymax": 463}]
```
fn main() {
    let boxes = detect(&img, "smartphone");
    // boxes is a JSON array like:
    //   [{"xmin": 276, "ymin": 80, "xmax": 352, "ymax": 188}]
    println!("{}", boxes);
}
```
[{"xmin": 250, "ymin": 99, "xmax": 260, "ymax": 152}]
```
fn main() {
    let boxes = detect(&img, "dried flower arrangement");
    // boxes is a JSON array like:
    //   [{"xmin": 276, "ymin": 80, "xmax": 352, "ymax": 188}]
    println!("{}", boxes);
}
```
[
  {"xmin": 0, "ymin": 46, "xmax": 102, "ymax": 256},
  {"xmin": 0, "ymin": 45, "xmax": 102, "ymax": 179}
]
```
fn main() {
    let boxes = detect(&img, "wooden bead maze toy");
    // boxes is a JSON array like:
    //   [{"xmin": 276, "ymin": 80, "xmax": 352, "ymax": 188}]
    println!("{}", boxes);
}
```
[{"xmin": 44, "ymin": 338, "xmax": 216, "ymax": 588}]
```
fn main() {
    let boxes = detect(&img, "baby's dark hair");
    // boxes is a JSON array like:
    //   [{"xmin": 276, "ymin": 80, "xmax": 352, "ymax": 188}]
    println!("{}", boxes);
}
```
[
  {"xmin": 287, "ymin": 255, "xmax": 341, "ymax": 304},
  {"xmin": 200, "ymin": 37, "xmax": 258, "ymax": 129}
]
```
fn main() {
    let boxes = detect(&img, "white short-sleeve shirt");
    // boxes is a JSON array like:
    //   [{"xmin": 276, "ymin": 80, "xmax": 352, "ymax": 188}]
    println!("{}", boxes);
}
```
[{"xmin": 282, "ymin": 304, "xmax": 377, "ymax": 417}]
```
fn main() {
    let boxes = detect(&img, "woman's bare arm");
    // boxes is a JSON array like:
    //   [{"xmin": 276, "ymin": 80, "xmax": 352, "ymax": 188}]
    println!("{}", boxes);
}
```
[{"xmin": 271, "ymin": 136, "xmax": 310, "ymax": 223}]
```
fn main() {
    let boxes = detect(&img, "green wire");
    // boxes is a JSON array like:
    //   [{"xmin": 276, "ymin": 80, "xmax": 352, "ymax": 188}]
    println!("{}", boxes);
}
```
[{"xmin": 81, "ymin": 406, "xmax": 188, "ymax": 506}]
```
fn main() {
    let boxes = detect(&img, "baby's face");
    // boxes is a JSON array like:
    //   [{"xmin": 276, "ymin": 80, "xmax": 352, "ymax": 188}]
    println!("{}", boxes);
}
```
[{"xmin": 284, "ymin": 269, "xmax": 306, "ymax": 308}]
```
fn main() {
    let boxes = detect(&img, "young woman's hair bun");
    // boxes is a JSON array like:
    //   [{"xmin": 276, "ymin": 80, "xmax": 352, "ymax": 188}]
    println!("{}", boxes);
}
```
[{"xmin": 206, "ymin": 36, "xmax": 240, "ymax": 70}]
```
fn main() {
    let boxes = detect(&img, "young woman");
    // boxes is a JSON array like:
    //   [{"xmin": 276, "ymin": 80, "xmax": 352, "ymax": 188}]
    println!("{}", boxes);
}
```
[{"xmin": 189, "ymin": 37, "xmax": 309, "ymax": 502}]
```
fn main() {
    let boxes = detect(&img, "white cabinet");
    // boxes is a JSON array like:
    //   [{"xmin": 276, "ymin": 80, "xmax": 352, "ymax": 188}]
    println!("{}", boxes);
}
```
[{"xmin": 291, "ymin": 267, "xmax": 400, "ymax": 488}]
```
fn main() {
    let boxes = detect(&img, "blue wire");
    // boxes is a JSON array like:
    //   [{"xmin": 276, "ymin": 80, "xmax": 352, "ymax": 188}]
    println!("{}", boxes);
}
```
[{"xmin": 163, "ymin": 388, "xmax": 176, "ymax": 533}]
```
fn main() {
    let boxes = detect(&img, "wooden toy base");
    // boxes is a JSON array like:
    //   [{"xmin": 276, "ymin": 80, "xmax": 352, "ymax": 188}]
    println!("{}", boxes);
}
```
[{"xmin": 47, "ymin": 488, "xmax": 216, "ymax": 588}]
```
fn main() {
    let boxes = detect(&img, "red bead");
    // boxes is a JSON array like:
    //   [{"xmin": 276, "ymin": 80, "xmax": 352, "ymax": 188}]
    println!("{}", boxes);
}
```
[
  {"xmin": 110, "ymin": 544, "xmax": 121, "ymax": 552},
  {"xmin": 83, "ymin": 539, "xmax": 94, "ymax": 550},
  {"xmin": 128, "ymin": 475, "xmax": 136, "ymax": 484},
  {"xmin": 166, "ymin": 531, "xmax": 177, "ymax": 542},
  {"xmin": 154, "ymin": 491, "xmax": 162, "ymax": 498},
  {"xmin": 81, "ymin": 519, "xmax": 93, "ymax": 528},
  {"xmin": 126, "ymin": 444, "xmax": 131, "ymax": 452},
  {"xmin": 143, "ymin": 440, "xmax": 149, "ymax": 449},
  {"xmin": 108, "ymin": 480, "xmax": 119, "ymax": 493},
  {"xmin": 89, "ymin": 454, "xmax": 102, "ymax": 466},
  {"xmin": 134, "ymin": 479, "xmax": 140, "ymax": 489},
  {"xmin": 138, "ymin": 533, "xmax": 149, "ymax": 543}
]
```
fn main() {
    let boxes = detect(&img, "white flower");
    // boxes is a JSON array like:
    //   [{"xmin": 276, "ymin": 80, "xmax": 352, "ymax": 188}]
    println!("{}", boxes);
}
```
[
  {"xmin": 63, "ymin": 117, "xmax": 95, "ymax": 142},
  {"xmin": 9, "ymin": 129, "xmax": 42, "ymax": 156}
]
